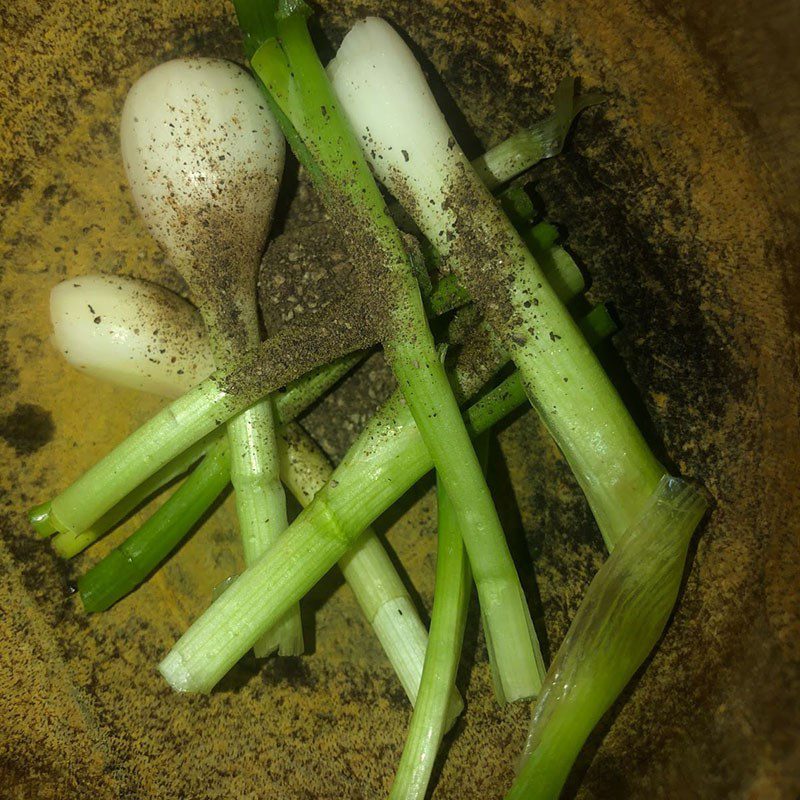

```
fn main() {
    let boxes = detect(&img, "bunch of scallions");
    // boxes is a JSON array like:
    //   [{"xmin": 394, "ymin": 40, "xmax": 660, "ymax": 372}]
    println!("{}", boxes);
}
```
[{"xmin": 29, "ymin": 2, "xmax": 709, "ymax": 797}]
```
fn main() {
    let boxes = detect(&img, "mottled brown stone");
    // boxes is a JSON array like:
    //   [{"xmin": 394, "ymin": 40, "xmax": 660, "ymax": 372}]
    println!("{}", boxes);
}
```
[{"xmin": 1, "ymin": 1, "xmax": 797, "ymax": 798}]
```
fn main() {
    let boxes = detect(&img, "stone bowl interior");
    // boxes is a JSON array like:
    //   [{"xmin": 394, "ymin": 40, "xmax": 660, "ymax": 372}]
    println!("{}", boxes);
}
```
[{"xmin": 0, "ymin": 2, "xmax": 797, "ymax": 798}]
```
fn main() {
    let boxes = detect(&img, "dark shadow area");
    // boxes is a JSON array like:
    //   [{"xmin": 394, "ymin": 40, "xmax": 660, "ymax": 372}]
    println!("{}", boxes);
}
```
[
  {"xmin": 591, "ymin": 335, "xmax": 680, "ymax": 474},
  {"xmin": 215, "ymin": 649, "xmax": 313, "ymax": 693},
  {"xmin": 452, "ymin": 589, "xmax": 483, "ymax": 708},
  {"xmin": 306, "ymin": 15, "xmax": 338, "ymax": 64},
  {"xmin": 216, "ymin": 565, "xmax": 343, "ymax": 693},
  {"xmin": 370, "ymin": 470, "xmax": 436, "ymax": 540},
  {"xmin": 297, "ymin": 564, "xmax": 345, "ymax": 657},
  {"xmin": 214, "ymin": 648, "xmax": 264, "ymax": 693},
  {"xmin": 384, "ymin": 528, "xmax": 433, "ymax": 628},
  {"xmin": 560, "ymin": 269, "xmax": 679, "ymax": 474},
  {"xmin": 267, "ymin": 143, "xmax": 301, "ymax": 240},
  {"xmin": 429, "ymin": 590, "xmax": 482, "ymax": 791},
  {"xmin": 286, "ymin": 490, "xmax": 344, "ymax": 657}
]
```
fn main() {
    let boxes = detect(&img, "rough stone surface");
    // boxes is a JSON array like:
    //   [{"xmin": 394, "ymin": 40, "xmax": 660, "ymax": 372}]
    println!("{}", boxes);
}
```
[{"xmin": 1, "ymin": 1, "xmax": 798, "ymax": 798}]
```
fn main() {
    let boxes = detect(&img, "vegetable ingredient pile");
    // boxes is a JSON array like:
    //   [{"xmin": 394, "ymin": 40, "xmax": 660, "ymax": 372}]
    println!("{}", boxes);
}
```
[{"xmin": 30, "ymin": 3, "xmax": 708, "ymax": 798}]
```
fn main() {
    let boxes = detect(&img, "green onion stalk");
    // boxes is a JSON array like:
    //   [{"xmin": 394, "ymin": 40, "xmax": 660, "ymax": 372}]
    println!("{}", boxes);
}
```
[
  {"xmin": 233, "ymin": 0, "xmax": 542, "ymax": 703},
  {"xmin": 49, "ymin": 433, "xmax": 219, "ymax": 559},
  {"xmin": 328, "ymin": 16, "xmax": 708, "ymax": 790},
  {"xmin": 471, "ymin": 76, "xmax": 603, "ymax": 191},
  {"xmin": 388, "ymin": 437, "xmax": 485, "ymax": 800},
  {"xmin": 506, "ymin": 477, "xmax": 707, "ymax": 799}
]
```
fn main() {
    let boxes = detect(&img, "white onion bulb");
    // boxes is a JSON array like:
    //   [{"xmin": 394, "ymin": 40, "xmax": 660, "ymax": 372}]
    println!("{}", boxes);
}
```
[
  {"xmin": 328, "ymin": 19, "xmax": 460, "ymax": 255},
  {"xmin": 50, "ymin": 274, "xmax": 213, "ymax": 398},
  {"xmin": 120, "ymin": 58, "xmax": 284, "ymax": 326}
]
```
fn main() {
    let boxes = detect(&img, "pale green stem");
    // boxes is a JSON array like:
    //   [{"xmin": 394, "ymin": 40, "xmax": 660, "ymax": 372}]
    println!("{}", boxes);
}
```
[
  {"xmin": 279, "ymin": 423, "xmax": 462, "ymax": 727},
  {"xmin": 389, "ymin": 437, "xmax": 483, "ymax": 800},
  {"xmin": 50, "ymin": 431, "xmax": 221, "ymax": 558}
]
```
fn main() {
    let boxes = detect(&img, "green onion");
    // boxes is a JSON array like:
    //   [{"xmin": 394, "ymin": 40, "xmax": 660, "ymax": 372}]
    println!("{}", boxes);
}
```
[
  {"xmin": 328, "ymin": 16, "xmax": 669, "ymax": 550},
  {"xmin": 507, "ymin": 478, "xmax": 707, "ymax": 799},
  {"xmin": 471, "ymin": 76, "xmax": 604, "ymax": 191},
  {"xmin": 120, "ymin": 57, "xmax": 300, "ymax": 655},
  {"xmin": 238, "ymin": 0, "xmax": 542, "ymax": 703},
  {"xmin": 389, "ymin": 437, "xmax": 483, "ymax": 800}
]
